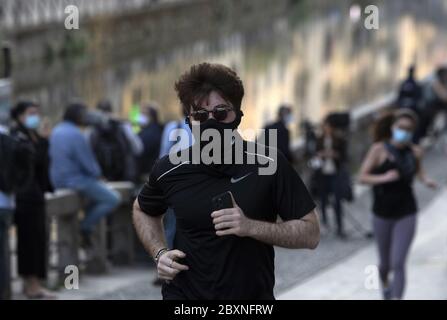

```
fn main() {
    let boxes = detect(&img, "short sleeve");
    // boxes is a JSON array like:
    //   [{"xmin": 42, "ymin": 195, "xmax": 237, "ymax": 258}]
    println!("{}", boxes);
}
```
[
  {"xmin": 274, "ymin": 151, "xmax": 316, "ymax": 221},
  {"xmin": 137, "ymin": 163, "xmax": 168, "ymax": 216}
]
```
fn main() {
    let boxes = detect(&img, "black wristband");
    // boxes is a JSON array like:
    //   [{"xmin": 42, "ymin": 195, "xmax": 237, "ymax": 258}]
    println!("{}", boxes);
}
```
[{"xmin": 154, "ymin": 247, "xmax": 169, "ymax": 263}]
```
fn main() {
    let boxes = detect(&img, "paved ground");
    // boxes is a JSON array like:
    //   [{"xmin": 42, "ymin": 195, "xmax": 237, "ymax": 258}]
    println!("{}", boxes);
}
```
[
  {"xmin": 12, "ymin": 141, "xmax": 447, "ymax": 300},
  {"xmin": 278, "ymin": 187, "xmax": 447, "ymax": 300},
  {"xmin": 275, "ymin": 141, "xmax": 447, "ymax": 296}
]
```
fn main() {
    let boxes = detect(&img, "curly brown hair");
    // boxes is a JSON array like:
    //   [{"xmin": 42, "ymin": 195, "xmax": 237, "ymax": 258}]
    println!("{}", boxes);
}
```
[{"xmin": 174, "ymin": 63, "xmax": 245, "ymax": 115}]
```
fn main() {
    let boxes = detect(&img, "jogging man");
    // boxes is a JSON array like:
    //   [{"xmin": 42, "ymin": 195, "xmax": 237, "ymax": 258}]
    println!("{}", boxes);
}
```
[{"xmin": 133, "ymin": 63, "xmax": 320, "ymax": 300}]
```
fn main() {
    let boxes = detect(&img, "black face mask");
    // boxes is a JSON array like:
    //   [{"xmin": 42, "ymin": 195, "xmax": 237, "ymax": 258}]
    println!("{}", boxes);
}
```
[
  {"xmin": 189, "ymin": 112, "xmax": 243, "ymax": 167},
  {"xmin": 188, "ymin": 110, "xmax": 243, "ymax": 142},
  {"xmin": 199, "ymin": 118, "xmax": 238, "ymax": 134},
  {"xmin": 191, "ymin": 118, "xmax": 238, "ymax": 151}
]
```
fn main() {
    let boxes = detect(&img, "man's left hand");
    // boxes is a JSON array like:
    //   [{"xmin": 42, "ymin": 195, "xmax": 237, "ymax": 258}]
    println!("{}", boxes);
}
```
[{"xmin": 211, "ymin": 192, "xmax": 254, "ymax": 237}]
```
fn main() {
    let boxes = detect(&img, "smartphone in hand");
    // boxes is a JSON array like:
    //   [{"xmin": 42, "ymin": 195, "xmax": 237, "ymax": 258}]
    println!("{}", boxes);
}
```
[{"xmin": 212, "ymin": 191, "xmax": 233, "ymax": 211}]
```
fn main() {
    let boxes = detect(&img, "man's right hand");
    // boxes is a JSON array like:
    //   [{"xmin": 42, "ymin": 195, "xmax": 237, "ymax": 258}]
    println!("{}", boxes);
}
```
[{"xmin": 157, "ymin": 249, "xmax": 189, "ymax": 281}]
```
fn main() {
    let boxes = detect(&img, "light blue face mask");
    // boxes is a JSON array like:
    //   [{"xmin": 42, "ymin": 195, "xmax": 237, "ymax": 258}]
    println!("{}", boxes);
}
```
[
  {"xmin": 24, "ymin": 114, "xmax": 41, "ymax": 130},
  {"xmin": 284, "ymin": 114, "xmax": 294, "ymax": 125},
  {"xmin": 392, "ymin": 127, "xmax": 413, "ymax": 144}
]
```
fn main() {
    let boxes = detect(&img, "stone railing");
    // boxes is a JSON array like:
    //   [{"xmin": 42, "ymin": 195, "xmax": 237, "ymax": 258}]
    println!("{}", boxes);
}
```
[
  {"xmin": 5, "ymin": 181, "xmax": 138, "ymax": 298},
  {"xmin": 46, "ymin": 182, "xmax": 137, "ymax": 279}
]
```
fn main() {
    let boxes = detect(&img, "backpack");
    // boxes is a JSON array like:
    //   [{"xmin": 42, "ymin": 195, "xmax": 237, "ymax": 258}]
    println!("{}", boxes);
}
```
[
  {"xmin": 0, "ymin": 132, "xmax": 34, "ymax": 193},
  {"xmin": 90, "ymin": 120, "xmax": 129, "ymax": 181}
]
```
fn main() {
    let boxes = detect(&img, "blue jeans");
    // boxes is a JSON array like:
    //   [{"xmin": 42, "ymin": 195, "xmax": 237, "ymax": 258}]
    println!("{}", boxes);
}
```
[
  {"xmin": 0, "ymin": 209, "xmax": 12, "ymax": 300},
  {"xmin": 163, "ymin": 208, "xmax": 176, "ymax": 249},
  {"xmin": 74, "ymin": 179, "xmax": 121, "ymax": 233}
]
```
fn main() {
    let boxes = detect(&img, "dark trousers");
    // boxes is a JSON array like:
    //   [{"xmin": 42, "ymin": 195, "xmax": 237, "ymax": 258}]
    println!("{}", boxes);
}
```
[
  {"xmin": 0, "ymin": 209, "xmax": 12, "ymax": 300},
  {"xmin": 320, "ymin": 174, "xmax": 344, "ymax": 233},
  {"xmin": 14, "ymin": 202, "xmax": 47, "ymax": 279}
]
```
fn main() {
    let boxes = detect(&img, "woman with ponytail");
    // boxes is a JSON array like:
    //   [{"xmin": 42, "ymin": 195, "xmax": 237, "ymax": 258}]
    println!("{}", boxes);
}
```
[{"xmin": 359, "ymin": 108, "xmax": 437, "ymax": 300}]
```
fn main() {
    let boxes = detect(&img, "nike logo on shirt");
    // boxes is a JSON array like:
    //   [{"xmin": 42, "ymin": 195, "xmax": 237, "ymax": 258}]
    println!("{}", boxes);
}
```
[{"xmin": 230, "ymin": 172, "xmax": 253, "ymax": 183}]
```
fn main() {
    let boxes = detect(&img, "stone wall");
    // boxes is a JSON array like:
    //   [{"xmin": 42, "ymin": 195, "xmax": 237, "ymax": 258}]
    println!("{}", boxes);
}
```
[{"xmin": 8, "ymin": 0, "xmax": 290, "ymax": 65}]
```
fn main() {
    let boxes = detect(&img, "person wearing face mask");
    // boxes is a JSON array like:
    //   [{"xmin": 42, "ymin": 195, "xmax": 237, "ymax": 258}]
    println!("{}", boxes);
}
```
[
  {"xmin": 0, "ymin": 111, "xmax": 34, "ymax": 299},
  {"xmin": 137, "ymin": 104, "xmax": 164, "ymax": 180},
  {"xmin": 9, "ymin": 101, "xmax": 55, "ymax": 299},
  {"xmin": 146, "ymin": 108, "xmax": 192, "ymax": 286},
  {"xmin": 315, "ymin": 116, "xmax": 348, "ymax": 238},
  {"xmin": 263, "ymin": 105, "xmax": 294, "ymax": 163},
  {"xmin": 359, "ymin": 109, "xmax": 437, "ymax": 300},
  {"xmin": 133, "ymin": 63, "xmax": 320, "ymax": 300}
]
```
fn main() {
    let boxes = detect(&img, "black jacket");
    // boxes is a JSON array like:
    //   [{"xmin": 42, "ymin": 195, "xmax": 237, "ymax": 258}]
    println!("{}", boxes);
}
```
[
  {"xmin": 263, "ymin": 120, "xmax": 292, "ymax": 163},
  {"xmin": 11, "ymin": 125, "xmax": 53, "ymax": 204}
]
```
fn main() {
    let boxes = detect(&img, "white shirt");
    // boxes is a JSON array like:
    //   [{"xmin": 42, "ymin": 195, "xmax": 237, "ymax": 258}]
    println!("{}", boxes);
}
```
[{"xmin": 322, "ymin": 136, "xmax": 336, "ymax": 175}]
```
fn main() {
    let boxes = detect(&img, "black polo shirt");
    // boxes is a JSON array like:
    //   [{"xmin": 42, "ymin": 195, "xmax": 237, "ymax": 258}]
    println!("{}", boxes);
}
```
[{"xmin": 137, "ymin": 141, "xmax": 316, "ymax": 300}]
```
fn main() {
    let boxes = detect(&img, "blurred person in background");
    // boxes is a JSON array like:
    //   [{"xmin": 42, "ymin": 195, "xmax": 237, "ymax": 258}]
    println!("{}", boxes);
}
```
[
  {"xmin": 416, "ymin": 66, "xmax": 447, "ymax": 143},
  {"xmin": 302, "ymin": 119, "xmax": 317, "ymax": 160},
  {"xmin": 138, "ymin": 104, "xmax": 164, "ymax": 179},
  {"xmin": 90, "ymin": 100, "xmax": 143, "ymax": 183},
  {"xmin": 159, "ymin": 110, "xmax": 193, "ymax": 158},
  {"xmin": 49, "ymin": 103, "xmax": 121, "ymax": 249},
  {"xmin": 397, "ymin": 65, "xmax": 423, "ymax": 143},
  {"xmin": 431, "ymin": 66, "xmax": 447, "ymax": 110},
  {"xmin": 150, "ymin": 110, "xmax": 192, "ymax": 286},
  {"xmin": 262, "ymin": 105, "xmax": 294, "ymax": 163},
  {"xmin": 315, "ymin": 116, "xmax": 348, "ymax": 238},
  {"xmin": 429, "ymin": 67, "xmax": 447, "ymax": 137},
  {"xmin": 359, "ymin": 109, "xmax": 437, "ymax": 300},
  {"xmin": 0, "ymin": 112, "xmax": 33, "ymax": 300},
  {"xmin": 10, "ymin": 101, "xmax": 54, "ymax": 299},
  {"xmin": 0, "ymin": 117, "xmax": 14, "ymax": 300},
  {"xmin": 158, "ymin": 110, "xmax": 192, "ymax": 249},
  {"xmin": 397, "ymin": 65, "xmax": 422, "ymax": 113}
]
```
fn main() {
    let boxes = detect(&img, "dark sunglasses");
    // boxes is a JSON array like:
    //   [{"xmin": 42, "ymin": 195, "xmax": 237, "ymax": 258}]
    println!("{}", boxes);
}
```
[{"xmin": 189, "ymin": 104, "xmax": 234, "ymax": 123}]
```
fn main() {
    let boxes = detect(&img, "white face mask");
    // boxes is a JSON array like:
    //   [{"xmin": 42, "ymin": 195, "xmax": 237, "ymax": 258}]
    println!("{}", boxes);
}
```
[
  {"xmin": 284, "ymin": 114, "xmax": 294, "ymax": 126},
  {"xmin": 137, "ymin": 114, "xmax": 149, "ymax": 126}
]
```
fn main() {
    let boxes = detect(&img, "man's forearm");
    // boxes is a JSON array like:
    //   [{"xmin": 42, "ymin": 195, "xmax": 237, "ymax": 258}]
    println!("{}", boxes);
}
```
[
  {"xmin": 247, "ymin": 213, "xmax": 320, "ymax": 249},
  {"xmin": 132, "ymin": 201, "xmax": 167, "ymax": 258}
]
